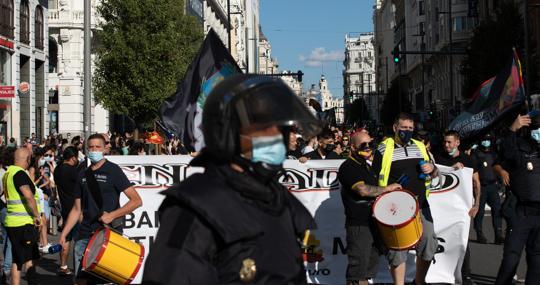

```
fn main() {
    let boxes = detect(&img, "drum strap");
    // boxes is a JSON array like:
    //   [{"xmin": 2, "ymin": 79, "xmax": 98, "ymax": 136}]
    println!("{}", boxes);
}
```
[{"xmin": 84, "ymin": 168, "xmax": 103, "ymax": 213}]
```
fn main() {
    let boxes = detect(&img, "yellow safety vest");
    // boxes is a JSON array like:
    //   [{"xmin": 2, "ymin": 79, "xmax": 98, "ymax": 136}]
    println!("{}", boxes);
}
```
[
  {"xmin": 3, "ymin": 165, "xmax": 40, "ymax": 227},
  {"xmin": 378, "ymin": 137, "xmax": 432, "ymax": 197}
]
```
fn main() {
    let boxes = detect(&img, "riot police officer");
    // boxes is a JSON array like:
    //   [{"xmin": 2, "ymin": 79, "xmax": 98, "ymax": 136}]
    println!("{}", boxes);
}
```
[
  {"xmin": 473, "ymin": 134, "xmax": 504, "ymax": 244},
  {"xmin": 142, "ymin": 75, "xmax": 321, "ymax": 284},
  {"xmin": 495, "ymin": 111, "xmax": 540, "ymax": 284}
]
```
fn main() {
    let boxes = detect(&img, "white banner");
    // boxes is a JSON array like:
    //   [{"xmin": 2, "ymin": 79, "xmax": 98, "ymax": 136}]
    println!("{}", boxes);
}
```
[{"xmin": 107, "ymin": 156, "xmax": 472, "ymax": 284}]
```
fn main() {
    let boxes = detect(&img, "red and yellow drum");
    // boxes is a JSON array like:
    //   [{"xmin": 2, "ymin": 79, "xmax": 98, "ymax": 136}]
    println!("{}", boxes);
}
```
[
  {"xmin": 82, "ymin": 227, "xmax": 144, "ymax": 285},
  {"xmin": 372, "ymin": 190, "xmax": 423, "ymax": 250}
]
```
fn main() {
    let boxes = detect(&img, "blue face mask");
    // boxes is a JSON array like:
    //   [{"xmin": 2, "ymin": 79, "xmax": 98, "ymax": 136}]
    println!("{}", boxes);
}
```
[
  {"xmin": 122, "ymin": 146, "xmax": 129, "ymax": 155},
  {"xmin": 448, "ymin": 147, "xmax": 458, "ymax": 156},
  {"xmin": 481, "ymin": 140, "xmax": 491, "ymax": 148},
  {"xmin": 38, "ymin": 158, "xmax": 46, "ymax": 167},
  {"xmin": 531, "ymin": 129, "xmax": 540, "ymax": 142},
  {"xmin": 88, "ymin": 151, "xmax": 104, "ymax": 164},
  {"xmin": 251, "ymin": 134, "xmax": 286, "ymax": 166}
]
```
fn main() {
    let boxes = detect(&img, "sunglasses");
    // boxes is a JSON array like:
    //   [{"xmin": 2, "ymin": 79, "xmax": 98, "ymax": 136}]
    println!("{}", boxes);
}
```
[
  {"xmin": 44, "ymin": 154, "xmax": 53, "ymax": 158},
  {"xmin": 358, "ymin": 142, "xmax": 375, "ymax": 150},
  {"xmin": 105, "ymin": 141, "xmax": 111, "ymax": 145}
]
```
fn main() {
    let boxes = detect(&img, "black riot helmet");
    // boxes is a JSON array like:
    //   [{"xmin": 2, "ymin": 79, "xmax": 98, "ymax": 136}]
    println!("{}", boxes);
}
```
[{"xmin": 201, "ymin": 74, "xmax": 321, "ymax": 161}]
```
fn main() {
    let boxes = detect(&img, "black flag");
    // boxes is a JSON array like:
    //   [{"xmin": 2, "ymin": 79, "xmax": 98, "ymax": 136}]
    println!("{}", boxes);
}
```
[{"xmin": 159, "ymin": 29, "xmax": 242, "ymax": 151}]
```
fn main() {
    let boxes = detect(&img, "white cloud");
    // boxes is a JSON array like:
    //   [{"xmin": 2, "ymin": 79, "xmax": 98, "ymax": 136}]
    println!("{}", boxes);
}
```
[{"xmin": 299, "ymin": 47, "xmax": 344, "ymax": 67}]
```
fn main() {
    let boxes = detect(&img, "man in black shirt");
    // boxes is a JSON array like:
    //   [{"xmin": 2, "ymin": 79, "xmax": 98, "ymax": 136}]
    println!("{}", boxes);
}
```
[
  {"xmin": 338, "ymin": 131, "xmax": 401, "ymax": 285},
  {"xmin": 53, "ymin": 146, "xmax": 80, "ymax": 276},
  {"xmin": 59, "ymin": 134, "xmax": 142, "ymax": 284},
  {"xmin": 300, "ymin": 129, "xmax": 340, "ymax": 161},
  {"xmin": 434, "ymin": 130, "xmax": 480, "ymax": 285},
  {"xmin": 4, "ymin": 148, "xmax": 41, "ymax": 285},
  {"xmin": 434, "ymin": 131, "xmax": 481, "ymax": 215}
]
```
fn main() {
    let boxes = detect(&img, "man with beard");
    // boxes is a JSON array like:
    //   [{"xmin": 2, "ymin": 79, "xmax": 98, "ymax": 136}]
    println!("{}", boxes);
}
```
[
  {"xmin": 338, "ymin": 131, "xmax": 401, "ymax": 285},
  {"xmin": 142, "ymin": 75, "xmax": 321, "ymax": 284}
]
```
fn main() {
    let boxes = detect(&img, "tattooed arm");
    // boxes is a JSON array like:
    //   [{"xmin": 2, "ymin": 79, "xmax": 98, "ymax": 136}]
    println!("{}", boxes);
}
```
[{"xmin": 352, "ymin": 182, "xmax": 402, "ymax": 197}]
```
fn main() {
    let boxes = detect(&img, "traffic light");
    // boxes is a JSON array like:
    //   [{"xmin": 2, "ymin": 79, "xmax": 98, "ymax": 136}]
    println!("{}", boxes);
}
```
[
  {"xmin": 392, "ymin": 47, "xmax": 400, "ymax": 63},
  {"xmin": 349, "ymin": 91, "xmax": 353, "ymax": 102}
]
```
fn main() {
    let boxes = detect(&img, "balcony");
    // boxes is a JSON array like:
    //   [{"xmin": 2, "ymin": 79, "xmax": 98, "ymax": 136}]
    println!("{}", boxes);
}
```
[{"xmin": 48, "ymin": 9, "xmax": 99, "ymax": 28}]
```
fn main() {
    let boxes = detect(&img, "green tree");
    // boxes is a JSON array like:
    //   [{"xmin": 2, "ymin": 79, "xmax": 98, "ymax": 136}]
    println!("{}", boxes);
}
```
[
  {"xmin": 93, "ymin": 0, "xmax": 203, "ymax": 128},
  {"xmin": 460, "ymin": 1, "xmax": 524, "ymax": 100}
]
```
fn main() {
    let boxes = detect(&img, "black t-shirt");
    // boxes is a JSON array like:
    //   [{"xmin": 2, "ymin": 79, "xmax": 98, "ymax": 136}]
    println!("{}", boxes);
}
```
[
  {"xmin": 304, "ymin": 150, "xmax": 340, "ymax": 160},
  {"xmin": 434, "ymin": 151, "xmax": 477, "ymax": 173},
  {"xmin": 13, "ymin": 171, "xmax": 35, "ymax": 197},
  {"xmin": 74, "ymin": 160, "xmax": 132, "ymax": 240},
  {"xmin": 54, "ymin": 163, "xmax": 79, "ymax": 218},
  {"xmin": 338, "ymin": 157, "xmax": 377, "ymax": 226}
]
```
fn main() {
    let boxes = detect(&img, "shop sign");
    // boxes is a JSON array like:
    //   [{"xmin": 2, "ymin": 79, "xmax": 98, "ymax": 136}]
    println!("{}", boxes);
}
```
[{"xmin": 0, "ymin": 86, "xmax": 15, "ymax": 98}]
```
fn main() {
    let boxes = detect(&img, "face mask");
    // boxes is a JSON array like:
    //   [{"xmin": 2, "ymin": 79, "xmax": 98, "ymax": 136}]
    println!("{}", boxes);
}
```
[
  {"xmin": 448, "ymin": 147, "xmax": 458, "ymax": 156},
  {"xmin": 397, "ymin": 130, "xmax": 413, "ymax": 145},
  {"xmin": 7, "ymin": 143, "xmax": 15, "ymax": 147},
  {"xmin": 531, "ymin": 129, "xmax": 540, "ymax": 142},
  {"xmin": 324, "ymin": 144, "xmax": 336, "ymax": 153},
  {"xmin": 88, "ymin": 151, "xmax": 104, "ymax": 164},
  {"xmin": 251, "ymin": 134, "xmax": 286, "ymax": 165},
  {"xmin": 44, "ymin": 156, "xmax": 53, "ymax": 162},
  {"xmin": 122, "ymin": 146, "xmax": 129, "ymax": 155},
  {"xmin": 38, "ymin": 158, "xmax": 46, "ymax": 167},
  {"xmin": 481, "ymin": 140, "xmax": 491, "ymax": 148}
]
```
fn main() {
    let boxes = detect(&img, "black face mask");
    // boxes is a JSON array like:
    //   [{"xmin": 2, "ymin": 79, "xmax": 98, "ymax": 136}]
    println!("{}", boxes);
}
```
[
  {"xmin": 324, "ymin": 144, "xmax": 336, "ymax": 153},
  {"xmin": 397, "ymin": 130, "xmax": 414, "ymax": 144}
]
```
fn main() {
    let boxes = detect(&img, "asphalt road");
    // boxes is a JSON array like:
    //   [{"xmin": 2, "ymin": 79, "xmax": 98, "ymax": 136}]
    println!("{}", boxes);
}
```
[{"xmin": 6, "ymin": 215, "xmax": 528, "ymax": 285}]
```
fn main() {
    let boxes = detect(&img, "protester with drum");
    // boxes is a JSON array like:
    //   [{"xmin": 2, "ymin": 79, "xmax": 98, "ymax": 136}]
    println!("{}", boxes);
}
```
[
  {"xmin": 338, "ymin": 131, "xmax": 401, "ymax": 285},
  {"xmin": 371, "ymin": 113, "xmax": 439, "ymax": 285},
  {"xmin": 59, "ymin": 134, "xmax": 142, "ymax": 285}
]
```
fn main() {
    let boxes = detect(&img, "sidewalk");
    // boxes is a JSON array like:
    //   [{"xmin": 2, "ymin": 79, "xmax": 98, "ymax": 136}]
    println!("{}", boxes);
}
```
[{"xmin": 5, "ymin": 233, "xmax": 73, "ymax": 285}]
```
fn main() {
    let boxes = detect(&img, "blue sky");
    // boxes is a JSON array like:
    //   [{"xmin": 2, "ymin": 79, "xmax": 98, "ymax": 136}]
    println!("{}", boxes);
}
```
[{"xmin": 259, "ymin": 0, "xmax": 375, "ymax": 98}]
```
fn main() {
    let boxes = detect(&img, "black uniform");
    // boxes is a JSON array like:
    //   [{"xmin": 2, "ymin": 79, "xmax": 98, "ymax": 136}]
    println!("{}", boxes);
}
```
[
  {"xmin": 142, "ymin": 163, "xmax": 314, "ymax": 285},
  {"xmin": 338, "ymin": 155, "xmax": 381, "ymax": 282},
  {"xmin": 472, "ymin": 149, "xmax": 502, "ymax": 238},
  {"xmin": 495, "ymin": 131, "xmax": 540, "ymax": 285}
]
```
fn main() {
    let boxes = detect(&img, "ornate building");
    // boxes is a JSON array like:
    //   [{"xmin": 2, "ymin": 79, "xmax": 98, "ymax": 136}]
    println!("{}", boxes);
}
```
[
  {"xmin": 48, "ymin": 0, "xmax": 108, "ymax": 136},
  {"xmin": 0, "ymin": 0, "xmax": 49, "ymax": 141},
  {"xmin": 343, "ymin": 32, "xmax": 378, "ymax": 122}
]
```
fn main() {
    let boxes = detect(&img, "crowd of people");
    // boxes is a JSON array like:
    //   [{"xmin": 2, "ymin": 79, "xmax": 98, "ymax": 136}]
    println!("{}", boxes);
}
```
[
  {"xmin": 0, "ymin": 132, "xmax": 142, "ymax": 285},
  {"xmin": 0, "ymin": 75, "xmax": 537, "ymax": 285}
]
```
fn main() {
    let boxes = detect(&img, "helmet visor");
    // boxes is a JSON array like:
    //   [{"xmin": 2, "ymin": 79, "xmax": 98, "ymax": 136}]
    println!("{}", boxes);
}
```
[{"xmin": 233, "ymin": 78, "xmax": 321, "ymax": 137}]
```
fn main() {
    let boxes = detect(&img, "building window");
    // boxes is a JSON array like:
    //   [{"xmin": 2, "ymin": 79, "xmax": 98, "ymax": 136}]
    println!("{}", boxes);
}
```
[
  {"xmin": 20, "ymin": 0, "xmax": 30, "ymax": 44},
  {"xmin": 419, "ymin": 22, "xmax": 425, "ymax": 36},
  {"xmin": 35, "ymin": 6, "xmax": 44, "ymax": 50},
  {"xmin": 453, "ymin": 16, "xmax": 467, "ymax": 32},
  {"xmin": 0, "ymin": 50, "xmax": 11, "ymax": 85},
  {"xmin": 48, "ymin": 0, "xmax": 58, "ymax": 9},
  {"xmin": 0, "ymin": 0, "xmax": 14, "ymax": 38},
  {"xmin": 419, "ymin": 1, "xmax": 425, "ymax": 16}
]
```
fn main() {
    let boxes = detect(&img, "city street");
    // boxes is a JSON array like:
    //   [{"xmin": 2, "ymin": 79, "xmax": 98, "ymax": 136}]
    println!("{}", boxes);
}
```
[{"xmin": 7, "ymin": 214, "xmax": 526, "ymax": 285}]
